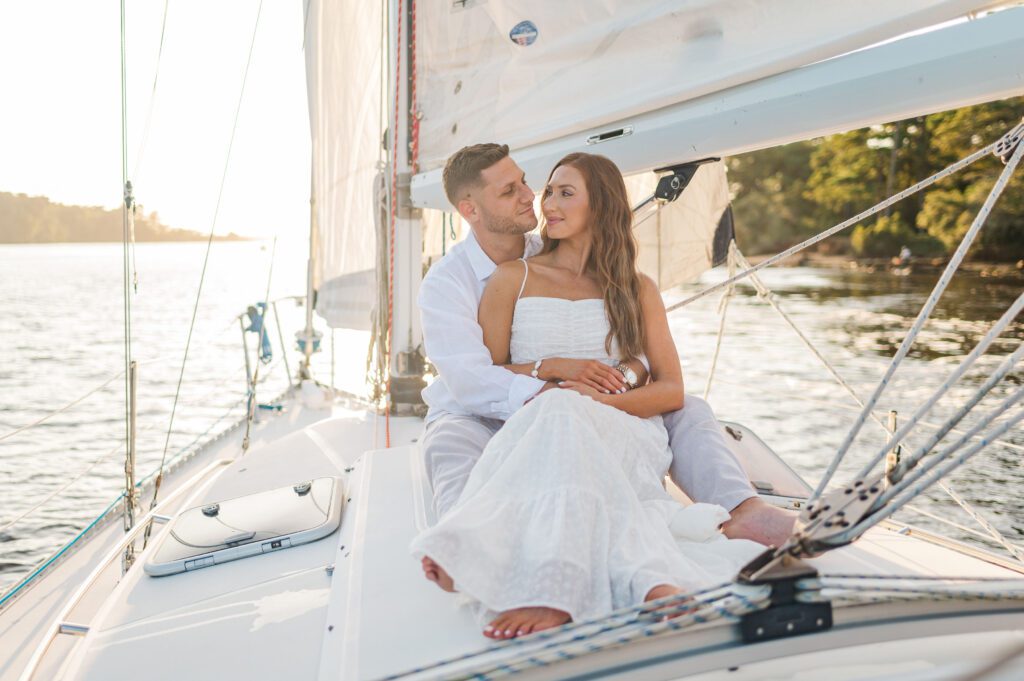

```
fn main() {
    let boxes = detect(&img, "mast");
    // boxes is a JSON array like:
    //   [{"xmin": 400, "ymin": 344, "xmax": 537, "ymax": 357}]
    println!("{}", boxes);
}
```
[{"xmin": 386, "ymin": 0, "xmax": 425, "ymax": 408}]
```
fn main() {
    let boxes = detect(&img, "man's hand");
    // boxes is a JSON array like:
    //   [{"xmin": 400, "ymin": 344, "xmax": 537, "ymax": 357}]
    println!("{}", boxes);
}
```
[
  {"xmin": 525, "ymin": 381, "xmax": 560, "ymax": 404},
  {"xmin": 542, "ymin": 358, "xmax": 628, "ymax": 394}
]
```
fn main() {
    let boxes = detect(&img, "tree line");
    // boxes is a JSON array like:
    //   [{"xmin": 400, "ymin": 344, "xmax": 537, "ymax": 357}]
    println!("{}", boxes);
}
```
[
  {"xmin": 728, "ymin": 96, "xmax": 1024, "ymax": 261},
  {"xmin": 0, "ymin": 192, "xmax": 243, "ymax": 243}
]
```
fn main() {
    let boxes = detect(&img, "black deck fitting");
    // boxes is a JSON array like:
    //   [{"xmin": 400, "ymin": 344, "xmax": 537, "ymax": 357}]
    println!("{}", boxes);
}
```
[{"xmin": 736, "ymin": 548, "xmax": 833, "ymax": 643}]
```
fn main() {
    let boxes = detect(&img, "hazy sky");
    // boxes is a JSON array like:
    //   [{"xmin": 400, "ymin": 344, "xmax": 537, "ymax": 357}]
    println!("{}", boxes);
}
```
[{"xmin": 0, "ymin": 1, "xmax": 310, "ymax": 239}]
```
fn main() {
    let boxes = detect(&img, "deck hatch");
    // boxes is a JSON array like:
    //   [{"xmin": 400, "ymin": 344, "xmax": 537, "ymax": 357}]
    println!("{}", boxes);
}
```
[{"xmin": 144, "ymin": 476, "xmax": 344, "ymax": 576}]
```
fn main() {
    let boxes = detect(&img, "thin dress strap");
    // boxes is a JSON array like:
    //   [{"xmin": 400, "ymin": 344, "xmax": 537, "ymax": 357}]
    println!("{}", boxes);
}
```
[{"xmin": 516, "ymin": 258, "xmax": 529, "ymax": 301}]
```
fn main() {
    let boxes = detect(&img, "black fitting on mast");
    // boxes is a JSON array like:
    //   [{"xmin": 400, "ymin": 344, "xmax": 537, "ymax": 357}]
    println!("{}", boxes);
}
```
[
  {"xmin": 653, "ymin": 157, "xmax": 721, "ymax": 202},
  {"xmin": 632, "ymin": 157, "xmax": 721, "ymax": 214}
]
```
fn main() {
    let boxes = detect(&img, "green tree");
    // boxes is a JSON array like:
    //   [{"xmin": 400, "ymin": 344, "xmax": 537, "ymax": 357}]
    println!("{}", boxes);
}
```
[
  {"xmin": 727, "ymin": 141, "xmax": 817, "ymax": 254},
  {"xmin": 920, "ymin": 97, "xmax": 1024, "ymax": 260}
]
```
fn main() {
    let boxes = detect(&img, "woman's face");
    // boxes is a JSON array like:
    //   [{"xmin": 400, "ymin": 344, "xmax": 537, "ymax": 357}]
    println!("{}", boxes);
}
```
[{"xmin": 542, "ymin": 164, "xmax": 590, "ymax": 241}]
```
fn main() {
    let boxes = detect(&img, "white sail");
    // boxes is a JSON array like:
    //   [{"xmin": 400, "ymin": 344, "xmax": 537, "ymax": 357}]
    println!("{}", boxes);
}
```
[
  {"xmin": 627, "ymin": 163, "xmax": 734, "ymax": 290},
  {"xmin": 303, "ymin": 0, "xmax": 384, "ymax": 330},
  {"xmin": 414, "ymin": 0, "xmax": 1000, "ymax": 173}
]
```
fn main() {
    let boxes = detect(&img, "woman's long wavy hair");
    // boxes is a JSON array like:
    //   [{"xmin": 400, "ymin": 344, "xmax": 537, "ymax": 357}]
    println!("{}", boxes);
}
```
[{"xmin": 540, "ymin": 152, "xmax": 644, "ymax": 360}]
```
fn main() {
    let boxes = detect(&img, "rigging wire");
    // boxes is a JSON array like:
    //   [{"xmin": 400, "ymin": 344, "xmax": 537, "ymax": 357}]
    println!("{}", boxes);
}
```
[
  {"xmin": 119, "ymin": 0, "xmax": 138, "ymax": 545},
  {"xmin": 0, "ymin": 359, "xmax": 252, "ymax": 533},
  {"xmin": 664, "ymin": 139, "xmax": 1001, "ymax": 314},
  {"xmin": 808, "ymin": 135, "xmax": 1024, "ymax": 504},
  {"xmin": 0, "ymin": 372, "xmax": 124, "ymax": 444},
  {"xmin": 132, "ymin": 0, "xmax": 171, "ymax": 181},
  {"xmin": 143, "ymin": 0, "xmax": 264, "ymax": 540}
]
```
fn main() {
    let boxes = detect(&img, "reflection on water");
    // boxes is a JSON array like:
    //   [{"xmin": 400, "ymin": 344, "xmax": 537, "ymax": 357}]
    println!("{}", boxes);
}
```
[{"xmin": 0, "ymin": 245, "xmax": 1021, "ymax": 593}]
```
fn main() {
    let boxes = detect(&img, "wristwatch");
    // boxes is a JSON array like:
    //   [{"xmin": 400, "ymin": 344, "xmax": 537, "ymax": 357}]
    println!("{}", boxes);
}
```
[{"xmin": 615, "ymin": 362, "xmax": 638, "ymax": 390}]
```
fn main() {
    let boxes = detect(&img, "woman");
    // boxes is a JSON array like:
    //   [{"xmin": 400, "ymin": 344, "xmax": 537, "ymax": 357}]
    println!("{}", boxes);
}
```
[{"xmin": 411, "ymin": 153, "xmax": 761, "ymax": 640}]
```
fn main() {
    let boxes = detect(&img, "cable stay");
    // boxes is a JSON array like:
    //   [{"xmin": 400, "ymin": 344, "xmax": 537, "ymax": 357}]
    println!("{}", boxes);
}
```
[{"xmin": 142, "ymin": 0, "xmax": 264, "ymax": 550}]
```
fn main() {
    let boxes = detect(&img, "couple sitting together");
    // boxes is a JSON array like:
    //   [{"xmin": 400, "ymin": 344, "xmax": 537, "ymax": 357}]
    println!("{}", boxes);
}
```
[{"xmin": 410, "ymin": 143, "xmax": 794, "ymax": 640}]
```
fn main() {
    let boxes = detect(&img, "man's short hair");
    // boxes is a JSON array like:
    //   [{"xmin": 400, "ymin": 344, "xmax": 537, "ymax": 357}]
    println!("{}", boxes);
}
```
[{"xmin": 442, "ymin": 143, "xmax": 510, "ymax": 206}]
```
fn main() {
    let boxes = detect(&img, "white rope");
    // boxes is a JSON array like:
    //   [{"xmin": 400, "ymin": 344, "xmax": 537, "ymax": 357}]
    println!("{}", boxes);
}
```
[
  {"xmin": 836, "ymin": 394, "xmax": 1024, "ymax": 543},
  {"xmin": 444, "ymin": 591, "xmax": 769, "ymax": 681},
  {"xmin": 703, "ymin": 241, "xmax": 736, "ymax": 401},
  {"xmin": 883, "ymin": 343, "xmax": 1024, "ymax": 492},
  {"xmin": 854, "ymin": 297, "xmax": 1024, "ymax": 486},
  {"xmin": 380, "ymin": 583, "xmax": 770, "ymax": 681},
  {"xmin": 728, "ymin": 248, "xmax": 1024, "ymax": 560},
  {"xmin": 810, "ymin": 137, "xmax": 1024, "ymax": 502},
  {"xmin": 884, "ymin": 395, "xmax": 1024, "ymax": 509},
  {"xmin": 731, "ymin": 248, "xmax": 895, "ymax": 435}
]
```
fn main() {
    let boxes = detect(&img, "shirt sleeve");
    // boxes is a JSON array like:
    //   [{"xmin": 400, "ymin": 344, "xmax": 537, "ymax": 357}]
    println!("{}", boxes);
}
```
[{"xmin": 419, "ymin": 272, "xmax": 545, "ymax": 420}]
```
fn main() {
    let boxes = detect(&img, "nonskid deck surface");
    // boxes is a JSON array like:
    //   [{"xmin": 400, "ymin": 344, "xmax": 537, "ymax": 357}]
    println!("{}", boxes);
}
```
[
  {"xmin": 0, "ymin": 395, "xmax": 418, "ymax": 681},
  {"xmin": 5, "ymin": 401, "xmax": 1022, "ymax": 681}
]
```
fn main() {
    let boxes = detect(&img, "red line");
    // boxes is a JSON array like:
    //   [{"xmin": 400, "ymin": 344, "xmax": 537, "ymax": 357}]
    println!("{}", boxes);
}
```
[{"xmin": 386, "ymin": 0, "xmax": 404, "ymax": 448}]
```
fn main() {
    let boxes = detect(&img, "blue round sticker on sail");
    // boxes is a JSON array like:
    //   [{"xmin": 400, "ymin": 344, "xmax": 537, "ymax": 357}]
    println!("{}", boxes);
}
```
[{"xmin": 509, "ymin": 20, "xmax": 538, "ymax": 46}]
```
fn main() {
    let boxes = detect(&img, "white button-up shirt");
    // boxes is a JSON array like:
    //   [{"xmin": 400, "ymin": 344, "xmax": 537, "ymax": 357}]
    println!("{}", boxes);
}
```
[{"xmin": 420, "ymin": 230, "xmax": 545, "ymax": 424}]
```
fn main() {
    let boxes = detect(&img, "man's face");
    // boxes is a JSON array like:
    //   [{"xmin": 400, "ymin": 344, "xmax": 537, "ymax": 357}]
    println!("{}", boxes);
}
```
[{"xmin": 470, "ymin": 157, "xmax": 538, "ymax": 235}]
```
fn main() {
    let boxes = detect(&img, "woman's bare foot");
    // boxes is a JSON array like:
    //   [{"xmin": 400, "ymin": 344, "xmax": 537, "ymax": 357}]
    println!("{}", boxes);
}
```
[
  {"xmin": 421, "ymin": 556, "xmax": 455, "ymax": 593},
  {"xmin": 484, "ymin": 607, "xmax": 570, "ymax": 639},
  {"xmin": 643, "ymin": 584, "xmax": 690, "ymax": 619}
]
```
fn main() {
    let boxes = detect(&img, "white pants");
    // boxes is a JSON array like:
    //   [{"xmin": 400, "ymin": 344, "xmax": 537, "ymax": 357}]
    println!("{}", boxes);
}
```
[{"xmin": 423, "ymin": 395, "xmax": 755, "ymax": 520}]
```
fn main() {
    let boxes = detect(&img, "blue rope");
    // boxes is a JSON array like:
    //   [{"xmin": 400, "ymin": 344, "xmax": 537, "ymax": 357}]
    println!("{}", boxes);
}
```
[{"xmin": 244, "ymin": 302, "xmax": 273, "ymax": 364}]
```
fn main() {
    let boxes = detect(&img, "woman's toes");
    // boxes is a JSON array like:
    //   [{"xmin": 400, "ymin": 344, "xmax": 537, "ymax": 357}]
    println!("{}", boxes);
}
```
[{"xmin": 485, "ymin": 615, "xmax": 509, "ymax": 639}]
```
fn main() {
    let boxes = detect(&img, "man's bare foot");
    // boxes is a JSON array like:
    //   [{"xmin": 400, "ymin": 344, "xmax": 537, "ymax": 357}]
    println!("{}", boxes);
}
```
[
  {"xmin": 484, "ymin": 607, "xmax": 570, "ymax": 639},
  {"xmin": 421, "ymin": 556, "xmax": 455, "ymax": 593},
  {"xmin": 723, "ymin": 497, "xmax": 797, "ymax": 547}
]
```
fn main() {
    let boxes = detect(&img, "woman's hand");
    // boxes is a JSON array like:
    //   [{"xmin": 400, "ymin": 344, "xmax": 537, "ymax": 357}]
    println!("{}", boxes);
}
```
[
  {"xmin": 557, "ymin": 380, "xmax": 605, "ymax": 401},
  {"xmin": 544, "ymin": 358, "xmax": 627, "ymax": 394}
]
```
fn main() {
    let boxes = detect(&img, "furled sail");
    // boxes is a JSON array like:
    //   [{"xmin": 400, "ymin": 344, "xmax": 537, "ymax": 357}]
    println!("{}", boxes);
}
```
[
  {"xmin": 414, "ymin": 1, "xmax": 999, "ymax": 174},
  {"xmin": 627, "ymin": 162, "xmax": 734, "ymax": 290},
  {"xmin": 303, "ymin": 0, "xmax": 384, "ymax": 330}
]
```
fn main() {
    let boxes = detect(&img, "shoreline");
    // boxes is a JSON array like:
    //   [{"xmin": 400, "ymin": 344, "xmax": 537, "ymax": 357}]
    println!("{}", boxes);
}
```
[
  {"xmin": 745, "ymin": 252, "xmax": 1024, "ymax": 278},
  {"xmin": 0, "ymin": 237, "xmax": 257, "ymax": 245}
]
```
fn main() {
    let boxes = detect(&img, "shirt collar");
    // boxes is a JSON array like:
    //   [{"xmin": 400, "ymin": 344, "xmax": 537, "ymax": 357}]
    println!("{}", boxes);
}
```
[
  {"xmin": 465, "ymin": 230, "xmax": 498, "ymax": 281},
  {"xmin": 465, "ymin": 230, "xmax": 540, "ymax": 281}
]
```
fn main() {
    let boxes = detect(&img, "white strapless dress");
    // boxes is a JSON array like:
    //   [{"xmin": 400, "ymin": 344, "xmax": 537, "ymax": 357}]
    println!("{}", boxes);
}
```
[{"xmin": 410, "ymin": 297, "xmax": 761, "ymax": 623}]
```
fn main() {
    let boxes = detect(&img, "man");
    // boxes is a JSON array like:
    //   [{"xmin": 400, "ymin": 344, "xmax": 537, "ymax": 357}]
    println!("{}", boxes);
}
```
[{"xmin": 418, "ymin": 143, "xmax": 794, "ymax": 550}]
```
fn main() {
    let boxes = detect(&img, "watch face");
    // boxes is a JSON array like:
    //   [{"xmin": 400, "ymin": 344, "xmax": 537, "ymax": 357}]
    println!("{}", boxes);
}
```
[{"xmin": 624, "ymin": 368, "xmax": 637, "ymax": 385}]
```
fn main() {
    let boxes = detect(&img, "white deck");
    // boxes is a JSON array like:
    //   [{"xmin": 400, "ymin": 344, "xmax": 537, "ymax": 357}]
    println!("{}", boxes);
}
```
[{"xmin": 3, "ymin": 393, "xmax": 1023, "ymax": 681}]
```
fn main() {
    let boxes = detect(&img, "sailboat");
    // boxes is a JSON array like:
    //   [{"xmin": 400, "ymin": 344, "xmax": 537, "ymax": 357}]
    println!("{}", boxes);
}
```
[{"xmin": 2, "ymin": 1, "xmax": 1023, "ymax": 679}]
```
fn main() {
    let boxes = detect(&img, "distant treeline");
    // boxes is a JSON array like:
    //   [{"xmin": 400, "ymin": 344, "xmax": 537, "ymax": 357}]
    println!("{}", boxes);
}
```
[
  {"xmin": 728, "ymin": 96, "xmax": 1024, "ymax": 261},
  {"xmin": 0, "ymin": 192, "xmax": 245, "ymax": 243}
]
